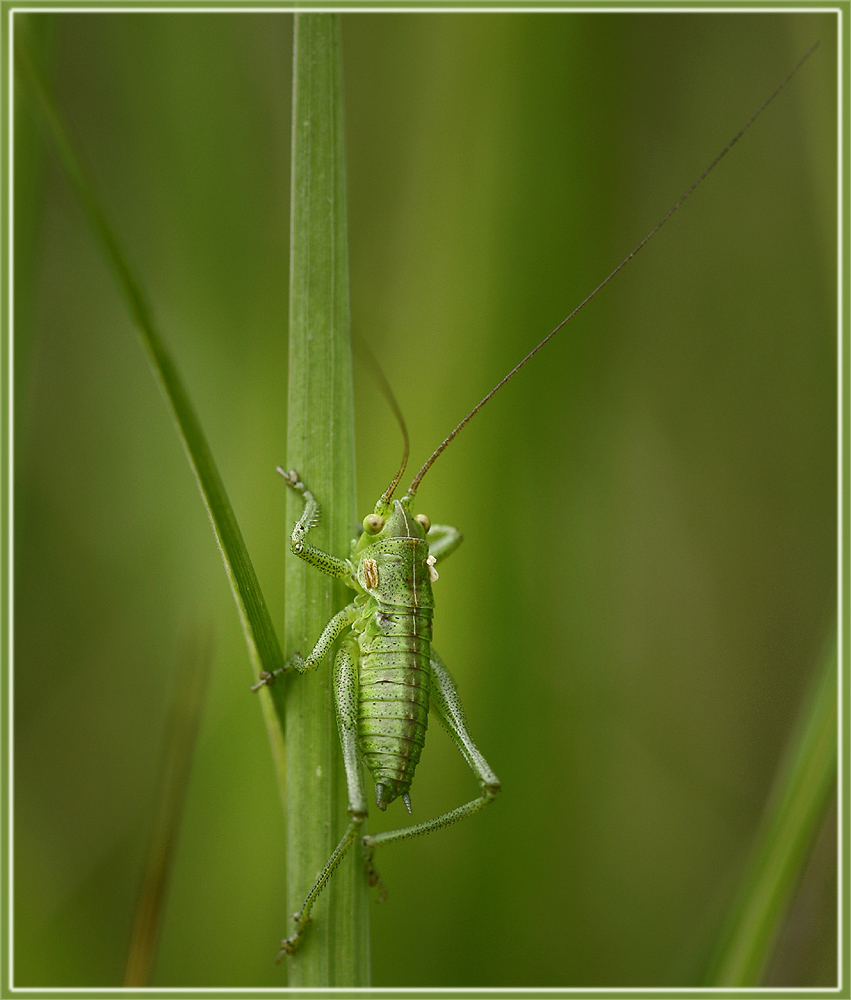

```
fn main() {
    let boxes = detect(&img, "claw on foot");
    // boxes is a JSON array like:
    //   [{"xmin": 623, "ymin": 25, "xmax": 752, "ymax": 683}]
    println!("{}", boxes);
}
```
[
  {"xmin": 276, "ymin": 467, "xmax": 300, "ymax": 487},
  {"xmin": 250, "ymin": 672, "xmax": 275, "ymax": 692},
  {"xmin": 252, "ymin": 655, "xmax": 302, "ymax": 691},
  {"xmin": 275, "ymin": 941, "xmax": 294, "ymax": 963},
  {"xmin": 275, "ymin": 912, "xmax": 308, "ymax": 961}
]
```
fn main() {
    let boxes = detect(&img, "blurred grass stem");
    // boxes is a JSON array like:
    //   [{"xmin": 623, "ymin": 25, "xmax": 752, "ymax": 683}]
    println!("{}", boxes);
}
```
[
  {"xmin": 124, "ymin": 632, "xmax": 212, "ymax": 986},
  {"xmin": 704, "ymin": 634, "xmax": 837, "ymax": 985}
]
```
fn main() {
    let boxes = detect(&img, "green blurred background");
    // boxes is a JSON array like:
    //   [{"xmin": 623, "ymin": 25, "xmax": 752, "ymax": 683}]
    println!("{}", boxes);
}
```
[{"xmin": 14, "ymin": 9, "xmax": 837, "ymax": 990}]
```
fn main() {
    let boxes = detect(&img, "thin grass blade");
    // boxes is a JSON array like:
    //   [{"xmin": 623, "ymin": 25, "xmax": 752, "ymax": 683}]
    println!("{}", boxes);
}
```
[
  {"xmin": 14, "ymin": 35, "xmax": 287, "ymax": 722},
  {"xmin": 123, "ymin": 630, "xmax": 213, "ymax": 987},
  {"xmin": 704, "ymin": 633, "xmax": 838, "ymax": 985}
]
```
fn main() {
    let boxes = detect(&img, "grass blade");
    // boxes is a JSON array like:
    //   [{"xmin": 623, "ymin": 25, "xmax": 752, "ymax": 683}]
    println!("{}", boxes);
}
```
[
  {"xmin": 282, "ymin": 13, "xmax": 369, "ymax": 986},
  {"xmin": 124, "ymin": 631, "xmax": 213, "ymax": 987},
  {"xmin": 14, "ymin": 24, "xmax": 290, "ymax": 940},
  {"xmin": 704, "ymin": 633, "xmax": 838, "ymax": 985},
  {"xmin": 14, "ymin": 34, "xmax": 287, "ymax": 708}
]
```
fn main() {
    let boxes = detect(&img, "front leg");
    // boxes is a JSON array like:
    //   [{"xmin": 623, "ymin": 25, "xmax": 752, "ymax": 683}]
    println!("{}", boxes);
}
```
[
  {"xmin": 252, "ymin": 469, "xmax": 357, "ymax": 692},
  {"xmin": 277, "ymin": 468, "xmax": 353, "ymax": 581}
]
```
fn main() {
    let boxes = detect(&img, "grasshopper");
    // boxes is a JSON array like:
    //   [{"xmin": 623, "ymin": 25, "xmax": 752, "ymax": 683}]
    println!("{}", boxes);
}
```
[
  {"xmin": 252, "ymin": 42, "xmax": 818, "ymax": 959},
  {"xmin": 255, "ymin": 463, "xmax": 499, "ymax": 958}
]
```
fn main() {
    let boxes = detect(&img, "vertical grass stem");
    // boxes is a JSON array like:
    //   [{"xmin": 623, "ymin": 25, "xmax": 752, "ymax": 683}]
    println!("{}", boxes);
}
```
[{"xmin": 283, "ymin": 13, "xmax": 369, "ymax": 986}]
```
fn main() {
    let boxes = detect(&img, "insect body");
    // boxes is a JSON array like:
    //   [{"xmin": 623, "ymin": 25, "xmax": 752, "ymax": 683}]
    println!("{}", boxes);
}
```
[{"xmin": 253, "ymin": 470, "xmax": 499, "ymax": 958}]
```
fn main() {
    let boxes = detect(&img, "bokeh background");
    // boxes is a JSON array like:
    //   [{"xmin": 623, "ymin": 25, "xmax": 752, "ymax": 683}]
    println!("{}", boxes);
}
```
[{"xmin": 13, "ymin": 9, "xmax": 838, "ymax": 990}]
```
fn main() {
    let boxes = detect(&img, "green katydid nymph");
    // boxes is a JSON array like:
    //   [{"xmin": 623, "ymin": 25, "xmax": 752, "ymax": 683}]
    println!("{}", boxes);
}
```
[{"xmin": 252, "ymin": 42, "xmax": 819, "ymax": 960}]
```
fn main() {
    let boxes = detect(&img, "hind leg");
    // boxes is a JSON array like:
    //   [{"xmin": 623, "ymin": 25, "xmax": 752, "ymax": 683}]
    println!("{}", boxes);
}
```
[{"xmin": 275, "ymin": 638, "xmax": 367, "ymax": 959}]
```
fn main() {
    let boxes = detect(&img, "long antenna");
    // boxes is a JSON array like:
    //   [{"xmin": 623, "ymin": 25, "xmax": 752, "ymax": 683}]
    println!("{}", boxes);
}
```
[
  {"xmin": 406, "ymin": 41, "xmax": 819, "ymax": 498},
  {"xmin": 354, "ymin": 332, "xmax": 410, "ymax": 503}
]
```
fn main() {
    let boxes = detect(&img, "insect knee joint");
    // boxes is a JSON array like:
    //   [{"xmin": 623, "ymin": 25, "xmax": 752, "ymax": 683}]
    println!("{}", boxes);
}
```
[{"xmin": 287, "ymin": 652, "xmax": 308, "ymax": 672}]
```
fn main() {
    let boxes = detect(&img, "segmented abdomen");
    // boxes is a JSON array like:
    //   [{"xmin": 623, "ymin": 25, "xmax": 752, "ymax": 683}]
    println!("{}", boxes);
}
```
[{"xmin": 356, "ymin": 603, "xmax": 432, "ymax": 807}]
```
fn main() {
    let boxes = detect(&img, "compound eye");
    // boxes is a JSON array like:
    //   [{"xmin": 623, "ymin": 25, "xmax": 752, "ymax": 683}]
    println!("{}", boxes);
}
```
[
  {"xmin": 415, "ymin": 514, "xmax": 431, "ymax": 533},
  {"xmin": 363, "ymin": 513, "xmax": 384, "ymax": 534}
]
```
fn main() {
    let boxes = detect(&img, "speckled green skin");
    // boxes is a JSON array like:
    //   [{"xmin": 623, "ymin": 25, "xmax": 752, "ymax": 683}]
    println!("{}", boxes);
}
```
[
  {"xmin": 254, "ymin": 470, "xmax": 499, "ymax": 958},
  {"xmin": 351, "ymin": 523, "xmax": 434, "ymax": 804}
]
